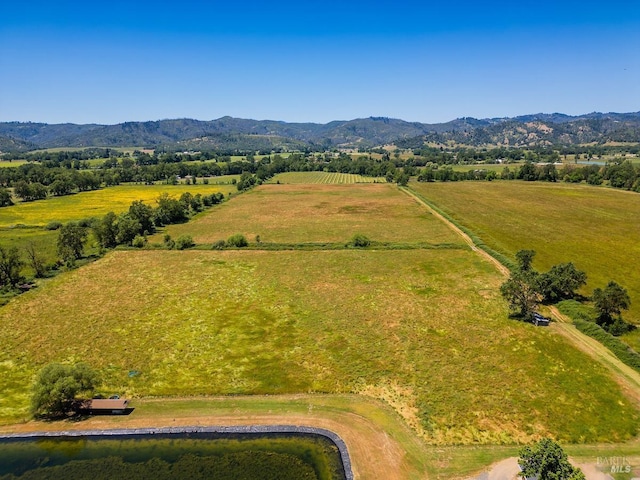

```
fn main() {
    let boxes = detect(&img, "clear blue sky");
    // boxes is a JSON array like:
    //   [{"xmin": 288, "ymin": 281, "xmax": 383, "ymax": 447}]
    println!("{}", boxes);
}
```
[{"xmin": 1, "ymin": 0, "xmax": 638, "ymax": 124}]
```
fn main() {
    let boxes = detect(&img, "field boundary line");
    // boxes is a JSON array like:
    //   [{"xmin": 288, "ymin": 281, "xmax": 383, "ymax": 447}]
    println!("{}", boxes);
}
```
[
  {"xmin": 400, "ymin": 187, "xmax": 510, "ymax": 276},
  {"xmin": 401, "ymin": 185, "xmax": 640, "ymax": 405}
]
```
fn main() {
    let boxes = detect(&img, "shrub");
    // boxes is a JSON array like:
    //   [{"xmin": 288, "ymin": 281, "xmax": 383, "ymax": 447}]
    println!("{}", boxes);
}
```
[
  {"xmin": 132, "ymin": 235, "xmax": 147, "ymax": 248},
  {"xmin": 77, "ymin": 217, "xmax": 94, "ymax": 228},
  {"xmin": 175, "ymin": 235, "xmax": 194, "ymax": 250},
  {"xmin": 163, "ymin": 234, "xmax": 175, "ymax": 250},
  {"xmin": 227, "ymin": 233, "xmax": 248, "ymax": 248},
  {"xmin": 212, "ymin": 239, "xmax": 226, "ymax": 250},
  {"xmin": 45, "ymin": 221, "xmax": 63, "ymax": 231},
  {"xmin": 349, "ymin": 234, "xmax": 371, "ymax": 247}
]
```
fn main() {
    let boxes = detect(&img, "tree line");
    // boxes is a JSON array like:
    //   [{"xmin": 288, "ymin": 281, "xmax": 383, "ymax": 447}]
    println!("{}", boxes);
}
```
[
  {"xmin": 2, "ymin": 149, "xmax": 640, "ymax": 208},
  {"xmin": 0, "ymin": 191, "xmax": 225, "ymax": 292}
]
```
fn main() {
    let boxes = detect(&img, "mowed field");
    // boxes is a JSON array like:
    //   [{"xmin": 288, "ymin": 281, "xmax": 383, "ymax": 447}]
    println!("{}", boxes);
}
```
[
  {"xmin": 267, "ymin": 171, "xmax": 386, "ymax": 184},
  {"xmin": 0, "ymin": 183, "xmax": 638, "ymax": 446},
  {"xmin": 410, "ymin": 181, "xmax": 640, "ymax": 347},
  {"xmin": 154, "ymin": 183, "xmax": 460, "ymax": 245},
  {"xmin": 0, "ymin": 183, "xmax": 236, "ymax": 228}
]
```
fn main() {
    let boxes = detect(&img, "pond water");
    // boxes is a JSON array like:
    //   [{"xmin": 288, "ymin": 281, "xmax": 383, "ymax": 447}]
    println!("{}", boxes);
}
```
[{"xmin": 0, "ymin": 430, "xmax": 348, "ymax": 480}]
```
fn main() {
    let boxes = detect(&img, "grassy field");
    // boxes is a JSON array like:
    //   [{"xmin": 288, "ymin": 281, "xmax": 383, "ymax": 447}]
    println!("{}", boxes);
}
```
[
  {"xmin": 152, "ymin": 183, "xmax": 459, "ymax": 245},
  {"xmin": 409, "ymin": 181, "xmax": 640, "ymax": 350},
  {"xmin": 267, "ymin": 171, "xmax": 387, "ymax": 184},
  {"xmin": 0, "ymin": 247, "xmax": 637, "ymax": 444},
  {"xmin": 0, "ymin": 183, "xmax": 236, "ymax": 228}
]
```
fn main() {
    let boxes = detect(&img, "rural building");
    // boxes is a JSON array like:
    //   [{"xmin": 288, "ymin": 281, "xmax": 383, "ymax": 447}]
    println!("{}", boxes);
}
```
[{"xmin": 77, "ymin": 398, "xmax": 131, "ymax": 415}]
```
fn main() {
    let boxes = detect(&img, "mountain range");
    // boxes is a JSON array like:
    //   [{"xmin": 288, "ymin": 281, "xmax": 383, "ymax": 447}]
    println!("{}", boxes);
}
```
[{"xmin": 1, "ymin": 112, "xmax": 639, "ymax": 153}]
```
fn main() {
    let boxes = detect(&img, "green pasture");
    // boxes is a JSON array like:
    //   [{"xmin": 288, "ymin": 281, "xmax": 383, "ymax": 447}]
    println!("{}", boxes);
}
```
[
  {"xmin": 409, "ymin": 181, "xmax": 640, "ymax": 347},
  {"xmin": 0, "ymin": 160, "xmax": 29, "ymax": 168},
  {"xmin": 0, "ymin": 247, "xmax": 636, "ymax": 444},
  {"xmin": 267, "ymin": 171, "xmax": 386, "ymax": 184},
  {"xmin": 152, "ymin": 183, "xmax": 458, "ymax": 245},
  {"xmin": 0, "ymin": 183, "xmax": 236, "ymax": 228}
]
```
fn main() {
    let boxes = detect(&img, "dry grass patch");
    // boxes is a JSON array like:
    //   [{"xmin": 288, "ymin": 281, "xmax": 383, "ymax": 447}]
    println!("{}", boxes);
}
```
[
  {"xmin": 0, "ymin": 249, "xmax": 636, "ymax": 444},
  {"xmin": 153, "ymin": 183, "xmax": 462, "ymax": 245}
]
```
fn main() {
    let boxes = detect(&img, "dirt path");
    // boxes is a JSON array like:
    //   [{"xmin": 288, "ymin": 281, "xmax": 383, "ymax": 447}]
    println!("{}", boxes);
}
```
[
  {"xmin": 400, "ymin": 188, "xmax": 510, "ymax": 277},
  {"xmin": 549, "ymin": 306, "xmax": 640, "ymax": 404}
]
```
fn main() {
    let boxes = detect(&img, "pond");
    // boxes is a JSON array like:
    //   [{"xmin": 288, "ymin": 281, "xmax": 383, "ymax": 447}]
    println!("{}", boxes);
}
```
[{"xmin": 0, "ymin": 426, "xmax": 351, "ymax": 480}]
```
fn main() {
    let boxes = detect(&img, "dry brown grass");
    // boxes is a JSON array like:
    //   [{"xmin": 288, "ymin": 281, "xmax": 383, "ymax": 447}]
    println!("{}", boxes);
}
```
[{"xmin": 153, "ymin": 183, "xmax": 462, "ymax": 245}]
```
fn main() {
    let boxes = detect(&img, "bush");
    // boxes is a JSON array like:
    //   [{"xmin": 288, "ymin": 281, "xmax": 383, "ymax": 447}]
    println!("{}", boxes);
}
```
[
  {"xmin": 226, "ymin": 233, "xmax": 248, "ymax": 248},
  {"xmin": 349, "ymin": 234, "xmax": 371, "ymax": 247},
  {"xmin": 163, "ymin": 234, "xmax": 175, "ymax": 250},
  {"xmin": 212, "ymin": 239, "xmax": 226, "ymax": 250},
  {"xmin": 132, "ymin": 235, "xmax": 147, "ymax": 248},
  {"xmin": 77, "ymin": 217, "xmax": 95, "ymax": 228},
  {"xmin": 175, "ymin": 235, "xmax": 194, "ymax": 250},
  {"xmin": 45, "ymin": 221, "xmax": 63, "ymax": 231}
]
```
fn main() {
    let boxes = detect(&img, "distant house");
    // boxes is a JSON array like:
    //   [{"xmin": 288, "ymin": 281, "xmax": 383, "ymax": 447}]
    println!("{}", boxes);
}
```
[{"xmin": 77, "ymin": 398, "xmax": 131, "ymax": 415}]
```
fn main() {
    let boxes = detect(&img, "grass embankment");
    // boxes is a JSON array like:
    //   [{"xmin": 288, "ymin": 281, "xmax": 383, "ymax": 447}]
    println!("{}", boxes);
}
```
[
  {"xmin": 557, "ymin": 300, "xmax": 640, "ymax": 373},
  {"xmin": 0, "ymin": 248, "xmax": 637, "ymax": 444},
  {"xmin": 410, "ymin": 181, "xmax": 640, "ymax": 350}
]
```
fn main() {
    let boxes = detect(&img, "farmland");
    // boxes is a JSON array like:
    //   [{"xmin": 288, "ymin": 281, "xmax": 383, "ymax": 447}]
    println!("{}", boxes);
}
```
[
  {"xmin": 409, "ymin": 181, "xmax": 640, "ymax": 350},
  {"xmin": 267, "ymin": 171, "xmax": 386, "ymax": 184},
  {"xmin": 1, "ymin": 181, "xmax": 639, "ymax": 450},
  {"xmin": 152, "ymin": 183, "xmax": 459, "ymax": 245},
  {"xmin": 0, "ymin": 183, "xmax": 236, "ymax": 228},
  {"xmin": 1, "ymin": 248, "xmax": 637, "ymax": 445}
]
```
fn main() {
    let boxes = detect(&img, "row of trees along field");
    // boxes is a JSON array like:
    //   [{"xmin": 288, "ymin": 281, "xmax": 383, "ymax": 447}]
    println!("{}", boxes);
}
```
[
  {"xmin": 501, "ymin": 250, "xmax": 634, "ymax": 336},
  {"xmin": 0, "ymin": 192, "xmax": 224, "ymax": 293},
  {"xmin": 2, "ymin": 147, "xmax": 640, "ymax": 208}
]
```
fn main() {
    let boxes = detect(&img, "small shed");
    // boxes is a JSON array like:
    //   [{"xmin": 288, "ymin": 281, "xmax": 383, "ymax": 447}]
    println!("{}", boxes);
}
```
[{"xmin": 78, "ymin": 399, "xmax": 131, "ymax": 415}]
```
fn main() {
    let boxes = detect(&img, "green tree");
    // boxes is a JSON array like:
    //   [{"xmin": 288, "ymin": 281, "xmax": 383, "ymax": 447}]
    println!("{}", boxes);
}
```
[
  {"xmin": 538, "ymin": 263, "xmax": 587, "ymax": 303},
  {"xmin": 93, "ymin": 212, "xmax": 118, "ymax": 249},
  {"xmin": 24, "ymin": 241, "xmax": 46, "ymax": 278},
  {"xmin": 31, "ymin": 363, "xmax": 99, "ymax": 418},
  {"xmin": 115, "ymin": 213, "xmax": 142, "ymax": 245},
  {"xmin": 519, "ymin": 438, "xmax": 585, "ymax": 480},
  {"xmin": 57, "ymin": 222, "xmax": 87, "ymax": 266},
  {"xmin": 592, "ymin": 281, "xmax": 631, "ymax": 328},
  {"xmin": 154, "ymin": 193, "xmax": 188, "ymax": 225},
  {"xmin": 128, "ymin": 200, "xmax": 155, "ymax": 234},
  {"xmin": 0, "ymin": 246, "xmax": 25, "ymax": 288},
  {"xmin": 500, "ymin": 271, "xmax": 540, "ymax": 319},
  {"xmin": 515, "ymin": 249, "xmax": 536, "ymax": 272},
  {"xmin": 0, "ymin": 187, "xmax": 13, "ymax": 207}
]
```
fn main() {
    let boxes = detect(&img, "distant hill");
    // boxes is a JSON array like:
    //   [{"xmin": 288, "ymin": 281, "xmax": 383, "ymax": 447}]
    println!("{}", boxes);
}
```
[{"xmin": 1, "ymin": 112, "xmax": 639, "ymax": 152}]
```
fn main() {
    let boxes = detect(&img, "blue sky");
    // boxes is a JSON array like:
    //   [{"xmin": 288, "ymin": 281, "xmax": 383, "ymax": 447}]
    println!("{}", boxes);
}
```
[{"xmin": 1, "ymin": 0, "xmax": 638, "ymax": 124}]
